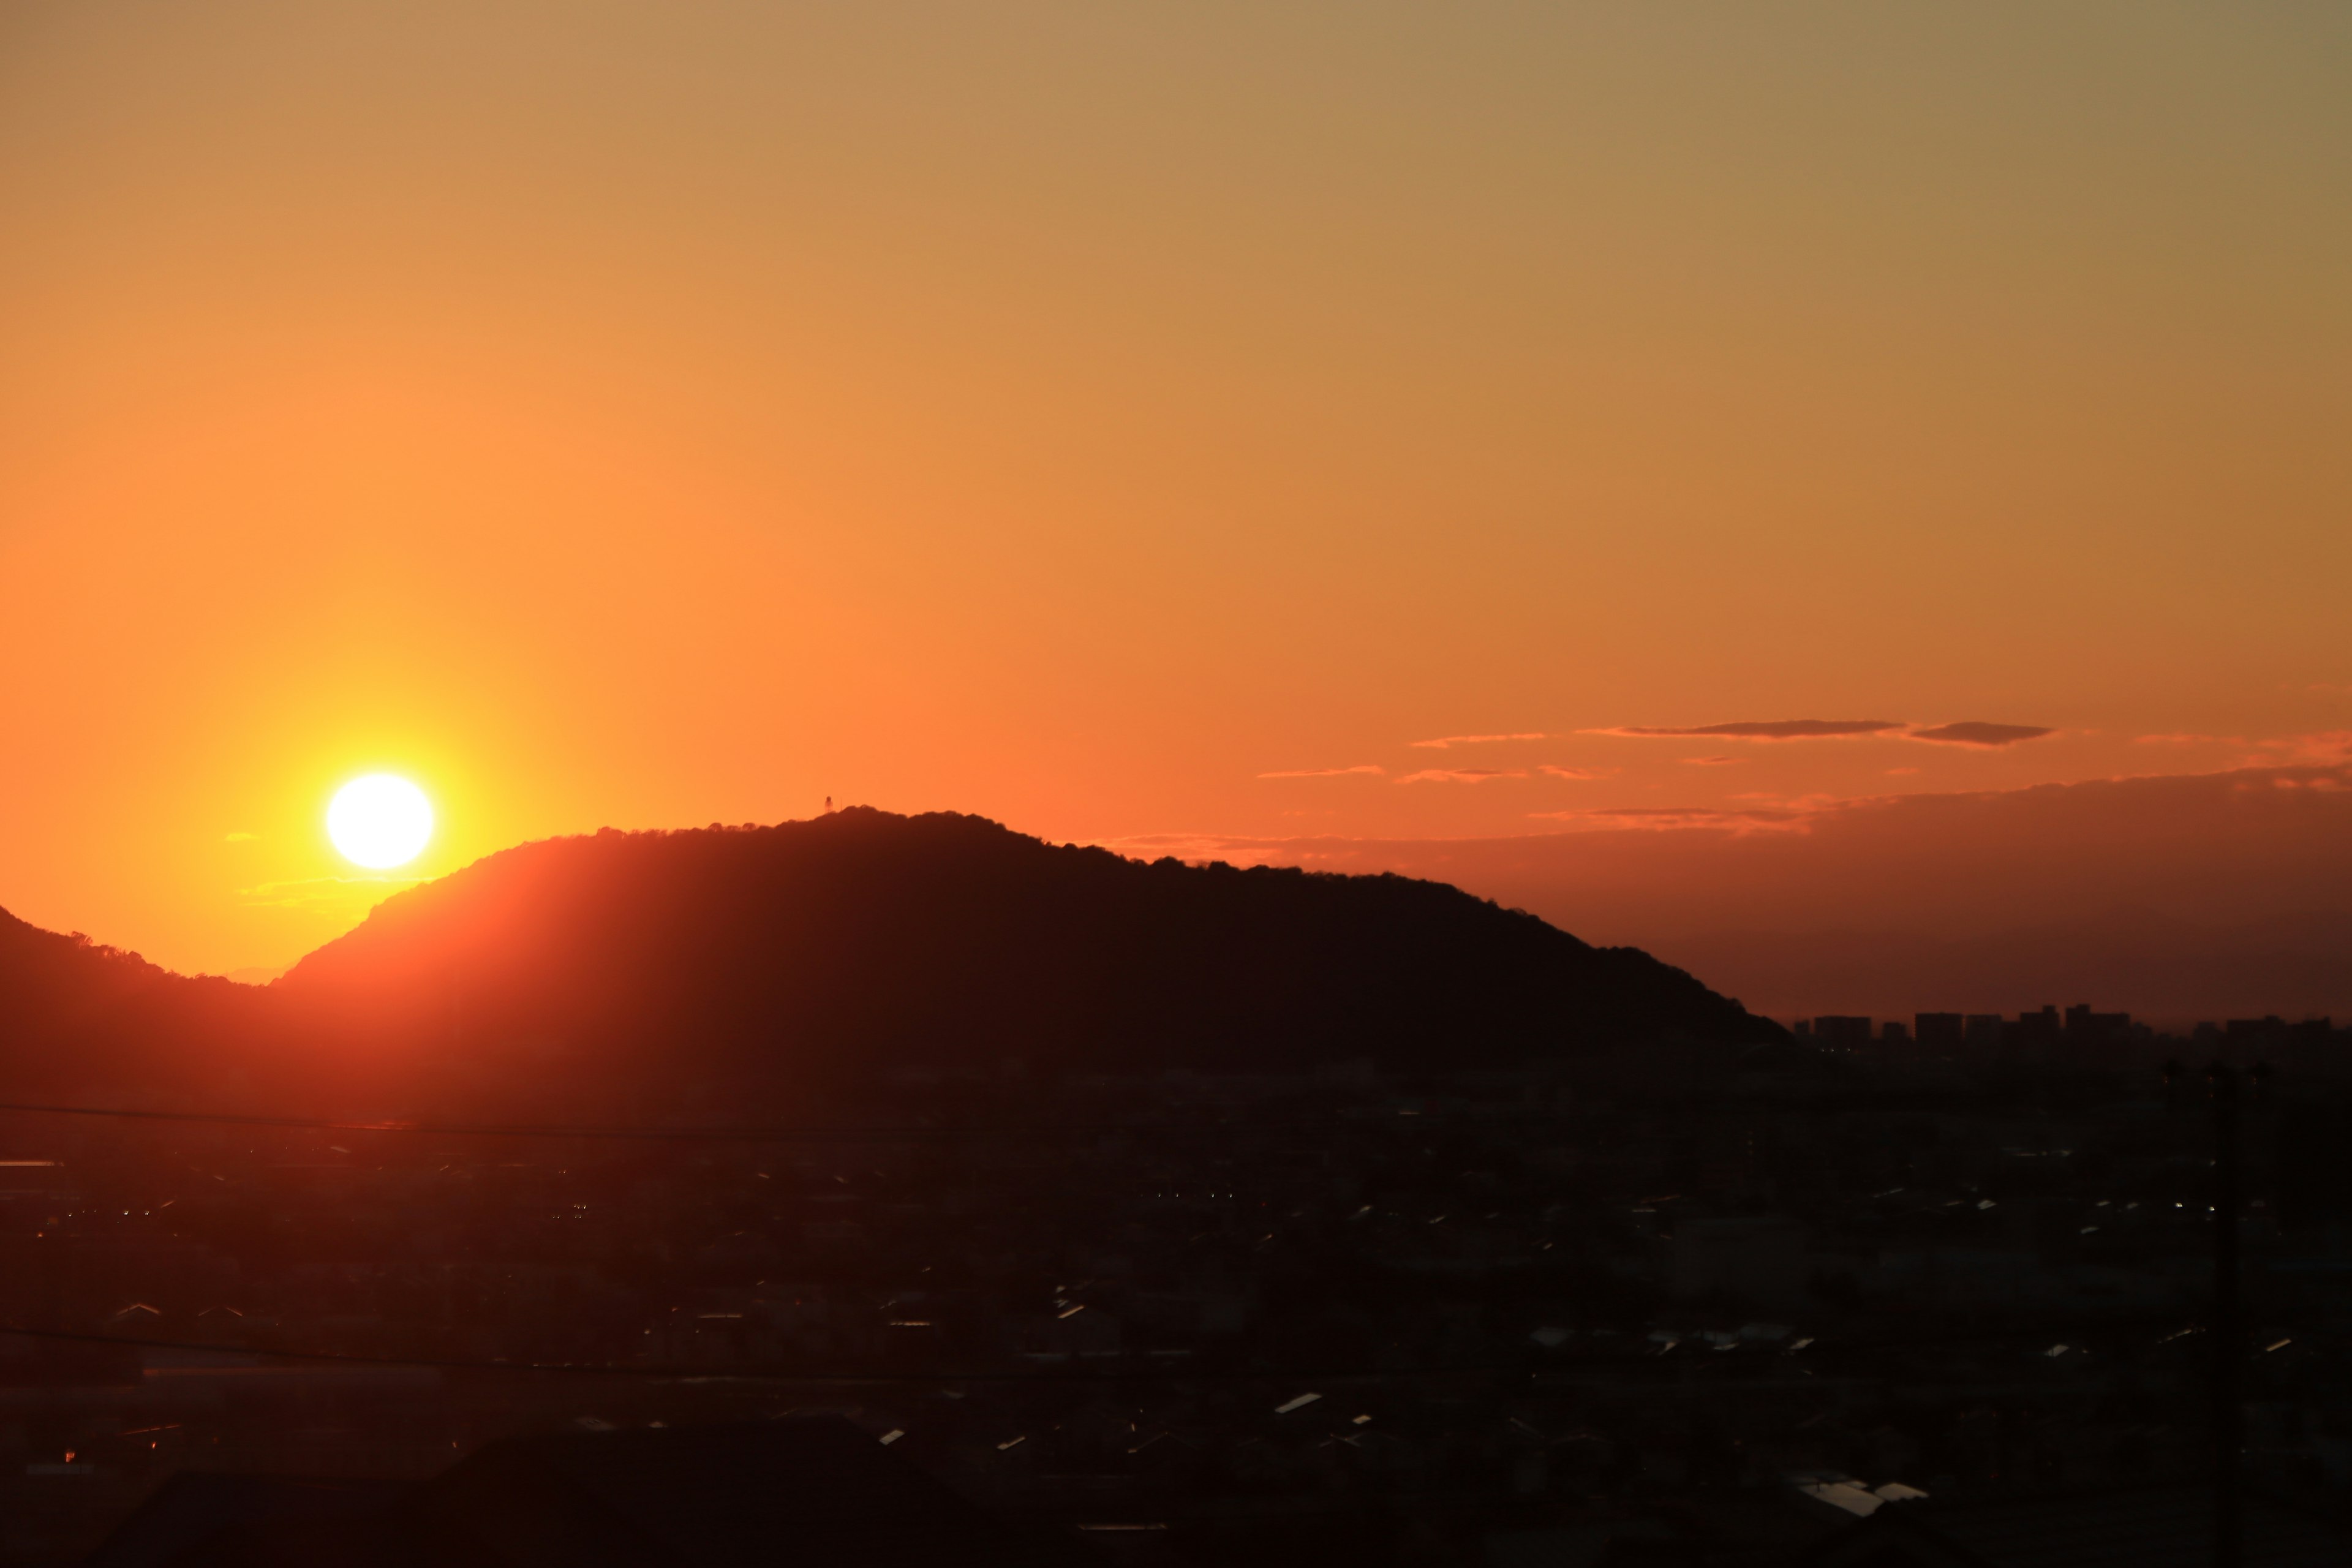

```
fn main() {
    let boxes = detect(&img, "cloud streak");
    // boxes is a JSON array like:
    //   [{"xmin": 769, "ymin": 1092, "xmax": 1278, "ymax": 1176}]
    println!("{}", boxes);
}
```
[
  {"xmin": 1908, "ymin": 721, "xmax": 2054, "ymax": 747},
  {"xmin": 1257, "ymin": 764, "xmax": 1385, "ymax": 778},
  {"xmin": 1398, "ymin": 767, "xmax": 1527, "ymax": 785},
  {"xmin": 235, "ymin": 875, "xmax": 427, "ymax": 910},
  {"xmin": 1593, "ymin": 719, "xmax": 1903, "ymax": 741},
  {"xmin": 2258, "ymin": 731, "xmax": 2352, "ymax": 765},
  {"xmin": 1411, "ymin": 733, "xmax": 1549, "ymax": 750},
  {"xmin": 2136, "ymin": 731, "xmax": 2352, "ymax": 767},
  {"xmin": 1593, "ymin": 717, "xmax": 2062, "ymax": 747},
  {"xmin": 1529, "ymin": 805, "xmax": 1810, "ymax": 831}
]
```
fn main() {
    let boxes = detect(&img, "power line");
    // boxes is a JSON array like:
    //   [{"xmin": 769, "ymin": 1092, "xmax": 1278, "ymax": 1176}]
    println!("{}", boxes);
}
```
[
  {"xmin": 0, "ymin": 1317, "xmax": 2263, "ymax": 1387},
  {"xmin": 0, "ymin": 1099, "xmax": 1529, "ymax": 1144},
  {"xmin": 0, "ymin": 1322, "xmax": 1523, "ymax": 1383},
  {"xmin": 0, "ymin": 1101, "xmax": 1174, "ymax": 1143}
]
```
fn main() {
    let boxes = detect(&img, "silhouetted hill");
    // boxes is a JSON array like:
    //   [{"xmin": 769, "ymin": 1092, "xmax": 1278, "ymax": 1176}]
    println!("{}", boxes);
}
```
[
  {"xmin": 274, "ymin": 809, "xmax": 1776, "ymax": 1108},
  {"xmin": 6, "ymin": 810, "xmax": 1779, "ymax": 1118},
  {"xmin": 0, "ymin": 908, "xmax": 267, "ymax": 1101}
]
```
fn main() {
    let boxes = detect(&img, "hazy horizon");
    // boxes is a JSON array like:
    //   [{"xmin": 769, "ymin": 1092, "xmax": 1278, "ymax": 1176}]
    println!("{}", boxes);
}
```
[{"xmin": 22, "ymin": 756, "xmax": 2346, "ymax": 1028}]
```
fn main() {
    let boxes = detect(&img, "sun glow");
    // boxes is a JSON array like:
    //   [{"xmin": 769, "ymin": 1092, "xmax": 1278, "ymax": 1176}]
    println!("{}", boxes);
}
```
[{"xmin": 326, "ymin": 775, "xmax": 435, "ymax": 870}]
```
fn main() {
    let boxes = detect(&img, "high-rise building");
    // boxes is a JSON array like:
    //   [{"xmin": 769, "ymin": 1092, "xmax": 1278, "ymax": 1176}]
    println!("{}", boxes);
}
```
[
  {"xmin": 1812, "ymin": 1016, "xmax": 1873, "ymax": 1048},
  {"xmin": 1915, "ymin": 1013, "xmax": 1964, "ymax": 1050}
]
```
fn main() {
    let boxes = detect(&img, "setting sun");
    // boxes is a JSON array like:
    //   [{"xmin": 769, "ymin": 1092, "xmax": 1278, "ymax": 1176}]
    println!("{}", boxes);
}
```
[{"xmin": 326, "ymin": 775, "xmax": 434, "ymax": 870}]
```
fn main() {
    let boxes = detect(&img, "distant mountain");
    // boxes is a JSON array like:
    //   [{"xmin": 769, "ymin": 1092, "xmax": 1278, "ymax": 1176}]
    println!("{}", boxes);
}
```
[{"xmin": 6, "ymin": 810, "xmax": 1779, "ymax": 1118}]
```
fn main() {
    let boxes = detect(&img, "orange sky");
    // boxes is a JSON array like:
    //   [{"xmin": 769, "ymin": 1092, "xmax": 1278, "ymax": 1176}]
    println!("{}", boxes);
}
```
[{"xmin": 2, "ymin": 2, "xmax": 2348, "ymax": 1010}]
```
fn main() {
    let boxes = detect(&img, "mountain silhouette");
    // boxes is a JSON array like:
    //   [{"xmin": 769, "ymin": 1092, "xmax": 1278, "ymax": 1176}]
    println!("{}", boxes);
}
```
[
  {"xmin": 0, "ymin": 910, "xmax": 268, "ymax": 1102},
  {"xmin": 5, "ymin": 809, "xmax": 1779, "ymax": 1119}
]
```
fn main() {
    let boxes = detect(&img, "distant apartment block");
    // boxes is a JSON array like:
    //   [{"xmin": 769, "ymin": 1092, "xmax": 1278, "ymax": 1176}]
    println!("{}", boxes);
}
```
[{"xmin": 1913, "ymin": 1013, "xmax": 1964, "ymax": 1050}]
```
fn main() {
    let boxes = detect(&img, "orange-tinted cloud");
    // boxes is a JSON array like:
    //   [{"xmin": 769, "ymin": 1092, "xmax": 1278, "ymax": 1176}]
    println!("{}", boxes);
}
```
[
  {"xmin": 1537, "ymin": 764, "xmax": 1611, "ymax": 780},
  {"xmin": 1595, "ymin": 720, "xmax": 1902, "ymax": 741},
  {"xmin": 2133, "ymin": 731, "xmax": 2351, "ymax": 766},
  {"xmin": 1410, "ymin": 733, "xmax": 1549, "ymax": 750},
  {"xmin": 2257, "ymin": 731, "xmax": 2352, "ymax": 764},
  {"xmin": 235, "ymin": 874, "xmax": 428, "ymax": 911},
  {"xmin": 1908, "ymin": 722, "xmax": 2054, "ymax": 747},
  {"xmin": 1257, "ymin": 765, "xmax": 1385, "ymax": 779},
  {"xmin": 1398, "ymin": 768, "xmax": 1527, "ymax": 785},
  {"xmin": 1681, "ymin": 755, "xmax": 1741, "ymax": 766},
  {"xmin": 1532, "ymin": 805, "xmax": 1806, "ymax": 829}
]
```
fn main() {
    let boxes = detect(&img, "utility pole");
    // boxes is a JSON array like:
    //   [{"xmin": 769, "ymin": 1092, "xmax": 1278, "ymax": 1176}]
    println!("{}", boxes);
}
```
[{"xmin": 2207, "ymin": 1061, "xmax": 2241, "ymax": 1568}]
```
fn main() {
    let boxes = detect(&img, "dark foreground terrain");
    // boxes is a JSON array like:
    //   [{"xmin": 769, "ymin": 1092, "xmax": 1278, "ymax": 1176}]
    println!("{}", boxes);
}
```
[{"xmin": 0, "ymin": 1023, "xmax": 2342, "ymax": 1564}]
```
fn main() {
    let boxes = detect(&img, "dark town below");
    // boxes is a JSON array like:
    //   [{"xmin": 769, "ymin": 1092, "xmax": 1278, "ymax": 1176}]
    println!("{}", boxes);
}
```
[{"xmin": 3, "ymin": 1008, "xmax": 2348, "ymax": 1566}]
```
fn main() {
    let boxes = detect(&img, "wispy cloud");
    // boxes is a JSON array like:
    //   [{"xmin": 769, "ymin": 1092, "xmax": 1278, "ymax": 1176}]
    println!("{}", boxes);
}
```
[
  {"xmin": 222, "ymin": 831, "xmax": 258, "ymax": 843},
  {"xmin": 2137, "ymin": 731, "xmax": 2352, "ymax": 767},
  {"xmin": 1908, "ymin": 722, "xmax": 2055, "ymax": 747},
  {"xmin": 1529, "ymin": 805, "xmax": 1811, "ymax": 831},
  {"xmin": 236, "ymin": 874, "xmax": 427, "ymax": 910},
  {"xmin": 1097, "ymin": 832, "xmax": 1272, "ymax": 864},
  {"xmin": 1411, "ymin": 733, "xmax": 1550, "ymax": 750},
  {"xmin": 1257, "ymin": 764, "xmax": 1385, "ymax": 779},
  {"xmin": 1537, "ymin": 764, "xmax": 1611, "ymax": 780},
  {"xmin": 2255, "ymin": 731, "xmax": 2352, "ymax": 765},
  {"xmin": 1589, "ymin": 719, "xmax": 1902, "ymax": 741},
  {"xmin": 1398, "ymin": 767, "xmax": 1527, "ymax": 785},
  {"xmin": 1680, "ymin": 755, "xmax": 1742, "ymax": 766}
]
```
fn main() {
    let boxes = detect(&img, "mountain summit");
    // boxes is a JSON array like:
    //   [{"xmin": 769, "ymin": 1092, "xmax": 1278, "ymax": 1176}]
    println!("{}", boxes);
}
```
[{"xmin": 9, "ymin": 810, "xmax": 1779, "ymax": 1117}]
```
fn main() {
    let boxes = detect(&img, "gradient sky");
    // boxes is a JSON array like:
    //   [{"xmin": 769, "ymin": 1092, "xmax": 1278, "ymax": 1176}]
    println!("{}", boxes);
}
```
[{"xmin": 2, "ymin": 2, "xmax": 2348, "ymax": 1011}]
